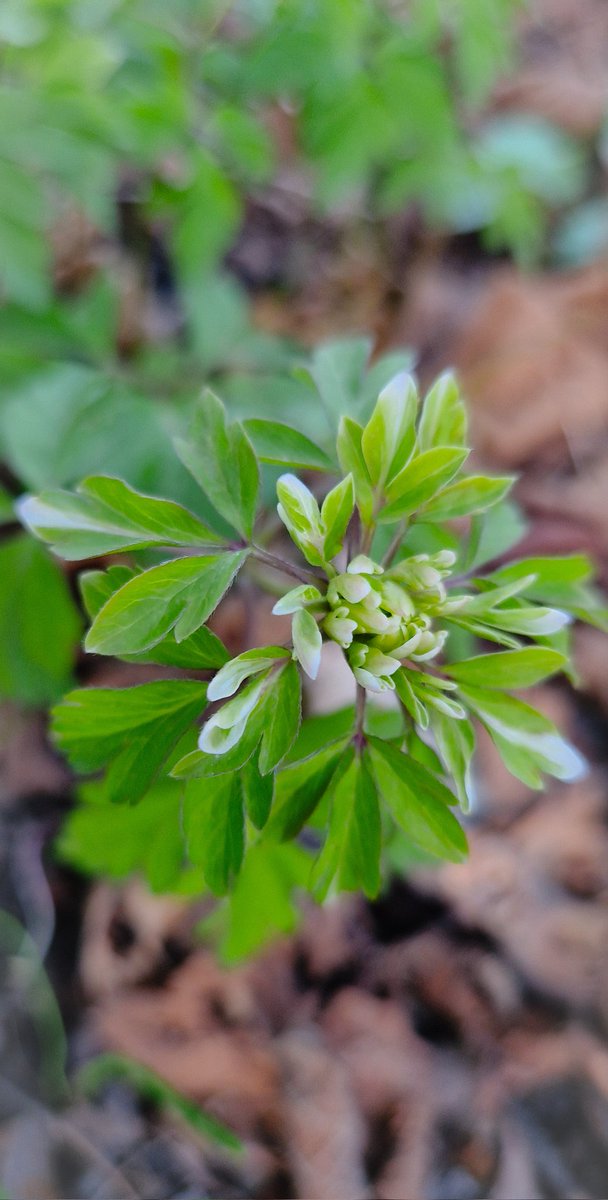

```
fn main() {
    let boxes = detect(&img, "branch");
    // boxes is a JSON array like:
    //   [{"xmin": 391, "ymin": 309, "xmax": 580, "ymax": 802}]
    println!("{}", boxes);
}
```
[{"xmin": 251, "ymin": 546, "xmax": 325, "ymax": 585}]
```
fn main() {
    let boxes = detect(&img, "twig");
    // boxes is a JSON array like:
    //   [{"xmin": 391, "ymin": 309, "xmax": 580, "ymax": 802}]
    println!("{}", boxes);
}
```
[
  {"xmin": 382, "ymin": 520, "xmax": 408, "ymax": 568},
  {"xmin": 251, "ymin": 546, "xmax": 324, "ymax": 585},
  {"xmin": 354, "ymin": 685, "xmax": 367, "ymax": 749}
]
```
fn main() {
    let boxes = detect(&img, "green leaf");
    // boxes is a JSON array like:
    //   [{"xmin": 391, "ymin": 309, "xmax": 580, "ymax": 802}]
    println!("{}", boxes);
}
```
[
  {"xmin": 80, "ymin": 566, "xmax": 229, "ymax": 669},
  {"xmin": 267, "ymin": 748, "xmax": 346, "ymax": 842},
  {"xmin": 18, "ymin": 475, "xmax": 221, "ymax": 561},
  {"xmin": 258, "ymin": 660, "xmax": 302, "ymax": 773},
  {"xmin": 276, "ymin": 473, "xmax": 325, "ymax": 566},
  {"xmin": 485, "ymin": 554, "xmax": 596, "ymax": 611},
  {"xmin": 361, "ymin": 372, "xmax": 418, "ymax": 488},
  {"xmin": 58, "ymin": 778, "xmax": 196, "ymax": 895},
  {"xmin": 337, "ymin": 416, "xmax": 374, "ymax": 524},
  {"xmin": 284, "ymin": 707, "xmax": 355, "ymax": 765},
  {"xmin": 175, "ymin": 390, "xmax": 259, "ymax": 538},
  {"xmin": 242, "ymin": 419, "xmax": 333, "ymax": 471},
  {"xmin": 272, "ymin": 584, "xmax": 324, "ymax": 615},
  {"xmin": 312, "ymin": 749, "xmax": 381, "ymax": 901},
  {"xmin": 207, "ymin": 646, "xmax": 290, "ymax": 701},
  {"xmin": 381, "ymin": 446, "xmax": 469, "ymax": 518},
  {"xmin": 394, "ymin": 668, "xmax": 429, "ymax": 729},
  {"xmin": 417, "ymin": 371, "xmax": 467, "ymax": 450},
  {"xmin": 420, "ymin": 474, "xmax": 515, "ymax": 521},
  {"xmin": 184, "ymin": 773, "xmax": 244, "ymax": 895},
  {"xmin": 429, "ymin": 709, "xmax": 475, "ymax": 812},
  {"xmin": 459, "ymin": 685, "xmax": 585, "ymax": 786},
  {"xmin": 445, "ymin": 646, "xmax": 567, "ymax": 689},
  {"xmin": 467, "ymin": 603, "xmax": 570, "ymax": 638},
  {"xmin": 79, "ymin": 1053, "xmax": 240, "ymax": 1151},
  {"xmin": 221, "ymin": 842, "xmax": 310, "ymax": 963},
  {"xmin": 368, "ymin": 737, "xmax": 468, "ymax": 862},
  {"xmin": 321, "ymin": 473, "xmax": 354, "ymax": 559},
  {"xmin": 240, "ymin": 752, "xmax": 274, "ymax": 830},
  {"xmin": 52, "ymin": 680, "xmax": 208, "ymax": 805},
  {"xmin": 0, "ymin": 535, "xmax": 81, "ymax": 706},
  {"xmin": 461, "ymin": 500, "xmax": 527, "ymax": 571},
  {"xmin": 291, "ymin": 608, "xmax": 322, "ymax": 680},
  {"xmin": 85, "ymin": 551, "xmax": 247, "ymax": 656}
]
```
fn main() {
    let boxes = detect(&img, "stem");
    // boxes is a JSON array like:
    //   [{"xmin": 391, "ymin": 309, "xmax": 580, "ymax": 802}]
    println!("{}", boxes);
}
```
[
  {"xmin": 354, "ymin": 684, "xmax": 367, "ymax": 749},
  {"xmin": 382, "ymin": 520, "xmax": 408, "ymax": 568},
  {"xmin": 359, "ymin": 522, "xmax": 375, "ymax": 556},
  {"xmin": 251, "ymin": 545, "xmax": 325, "ymax": 585}
]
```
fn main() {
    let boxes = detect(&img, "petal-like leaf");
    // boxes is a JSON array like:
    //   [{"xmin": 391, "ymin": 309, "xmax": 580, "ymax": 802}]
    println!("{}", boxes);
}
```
[
  {"xmin": 291, "ymin": 608, "xmax": 322, "ymax": 679},
  {"xmin": 207, "ymin": 646, "xmax": 289, "ymax": 701}
]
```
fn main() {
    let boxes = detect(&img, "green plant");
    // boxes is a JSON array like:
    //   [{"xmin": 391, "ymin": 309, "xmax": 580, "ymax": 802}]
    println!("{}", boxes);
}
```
[{"xmin": 18, "ymin": 371, "xmax": 607, "ymax": 958}]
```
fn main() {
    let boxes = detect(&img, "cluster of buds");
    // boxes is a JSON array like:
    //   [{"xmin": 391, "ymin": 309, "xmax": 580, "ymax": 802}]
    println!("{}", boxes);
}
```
[{"xmin": 275, "ymin": 549, "xmax": 468, "ymax": 693}]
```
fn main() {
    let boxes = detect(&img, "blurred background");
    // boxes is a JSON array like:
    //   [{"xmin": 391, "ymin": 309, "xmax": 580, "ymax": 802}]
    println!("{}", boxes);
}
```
[{"xmin": 1, "ymin": 1, "xmax": 608, "ymax": 1197}]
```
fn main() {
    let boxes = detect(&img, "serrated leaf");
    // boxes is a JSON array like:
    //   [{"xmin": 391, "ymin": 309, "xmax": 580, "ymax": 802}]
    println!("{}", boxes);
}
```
[
  {"xmin": 52, "ymin": 681, "xmax": 207, "ymax": 805},
  {"xmin": 242, "ymin": 419, "xmax": 333, "ymax": 470},
  {"xmin": 381, "ymin": 446, "xmax": 469, "ymax": 519},
  {"xmin": 80, "ymin": 566, "xmax": 229, "ymax": 669},
  {"xmin": 420, "ymin": 474, "xmax": 515, "ymax": 521},
  {"xmin": 17, "ymin": 475, "xmax": 221, "ymax": 561},
  {"xmin": 445, "ymin": 646, "xmax": 567, "ymax": 689},
  {"xmin": 175, "ymin": 390, "xmax": 258, "ymax": 538},
  {"xmin": 321, "ymin": 473, "xmax": 354, "ymax": 559},
  {"xmin": 368, "ymin": 737, "xmax": 468, "ymax": 862},
  {"xmin": 312, "ymin": 750, "xmax": 381, "ymax": 900},
  {"xmin": 258, "ymin": 661, "xmax": 302, "ymax": 773},
  {"xmin": 184, "ymin": 773, "xmax": 244, "ymax": 895},
  {"xmin": 85, "ymin": 551, "xmax": 246, "ymax": 656},
  {"xmin": 337, "ymin": 416, "xmax": 374, "ymax": 524},
  {"xmin": 417, "ymin": 371, "xmax": 467, "ymax": 450}
]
